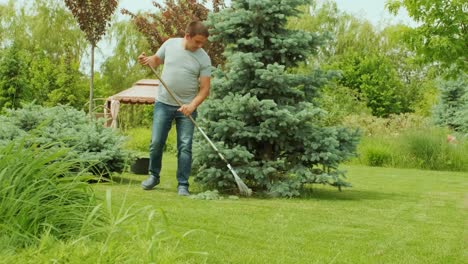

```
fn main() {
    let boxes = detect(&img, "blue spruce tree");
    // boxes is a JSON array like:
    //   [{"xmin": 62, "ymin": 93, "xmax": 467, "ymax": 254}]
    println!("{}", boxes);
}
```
[
  {"xmin": 433, "ymin": 77, "xmax": 468, "ymax": 135},
  {"xmin": 193, "ymin": 0, "xmax": 360, "ymax": 197}
]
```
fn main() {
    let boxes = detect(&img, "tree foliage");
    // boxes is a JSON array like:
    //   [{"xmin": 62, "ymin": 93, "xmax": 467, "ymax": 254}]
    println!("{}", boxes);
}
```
[
  {"xmin": 0, "ymin": 42, "xmax": 29, "ymax": 111},
  {"xmin": 31, "ymin": 0, "xmax": 87, "ymax": 61},
  {"xmin": 0, "ymin": 0, "xmax": 90, "ymax": 110},
  {"xmin": 122, "ymin": 0, "xmax": 226, "ymax": 66},
  {"xmin": 0, "ymin": 0, "xmax": 87, "ymax": 60},
  {"xmin": 192, "ymin": 0, "xmax": 360, "ymax": 197},
  {"xmin": 64, "ymin": 0, "xmax": 118, "ymax": 46},
  {"xmin": 330, "ymin": 52, "xmax": 409, "ymax": 117},
  {"xmin": 98, "ymin": 20, "xmax": 150, "ymax": 96},
  {"xmin": 387, "ymin": 0, "xmax": 467, "ymax": 75},
  {"xmin": 45, "ymin": 54, "xmax": 88, "ymax": 108},
  {"xmin": 289, "ymin": 1, "xmax": 436, "ymax": 118}
]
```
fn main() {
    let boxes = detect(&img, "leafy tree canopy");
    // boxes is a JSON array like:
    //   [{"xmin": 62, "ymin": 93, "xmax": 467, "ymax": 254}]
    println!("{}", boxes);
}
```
[
  {"xmin": 387, "ymin": 0, "xmax": 467, "ymax": 76},
  {"xmin": 64, "ymin": 0, "xmax": 118, "ymax": 46}
]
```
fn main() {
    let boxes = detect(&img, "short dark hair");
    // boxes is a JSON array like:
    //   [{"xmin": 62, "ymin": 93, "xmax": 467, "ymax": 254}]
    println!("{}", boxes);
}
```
[{"xmin": 185, "ymin": 21, "xmax": 209, "ymax": 38}]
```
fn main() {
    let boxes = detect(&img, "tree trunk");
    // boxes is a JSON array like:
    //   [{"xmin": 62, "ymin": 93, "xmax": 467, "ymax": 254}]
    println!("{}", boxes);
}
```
[{"xmin": 89, "ymin": 44, "xmax": 95, "ymax": 116}]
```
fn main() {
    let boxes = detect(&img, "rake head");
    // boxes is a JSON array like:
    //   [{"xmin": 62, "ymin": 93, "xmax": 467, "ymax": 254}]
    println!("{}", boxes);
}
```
[
  {"xmin": 234, "ymin": 176, "xmax": 252, "ymax": 196},
  {"xmin": 228, "ymin": 164, "xmax": 252, "ymax": 196}
]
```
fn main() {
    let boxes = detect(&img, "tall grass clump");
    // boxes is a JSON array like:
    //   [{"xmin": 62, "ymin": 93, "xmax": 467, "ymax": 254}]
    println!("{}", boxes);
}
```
[
  {"xmin": 355, "ymin": 127, "xmax": 468, "ymax": 171},
  {"xmin": 2, "ymin": 184, "xmax": 203, "ymax": 263},
  {"xmin": 345, "ymin": 114, "xmax": 468, "ymax": 171},
  {"xmin": 398, "ymin": 129, "xmax": 468, "ymax": 171},
  {"xmin": 357, "ymin": 137, "xmax": 395, "ymax": 167},
  {"xmin": 0, "ymin": 139, "xmax": 107, "ymax": 250}
]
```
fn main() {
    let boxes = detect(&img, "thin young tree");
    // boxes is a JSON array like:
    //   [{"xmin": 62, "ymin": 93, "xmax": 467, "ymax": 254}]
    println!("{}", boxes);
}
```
[{"xmin": 64, "ymin": 0, "xmax": 118, "ymax": 115}]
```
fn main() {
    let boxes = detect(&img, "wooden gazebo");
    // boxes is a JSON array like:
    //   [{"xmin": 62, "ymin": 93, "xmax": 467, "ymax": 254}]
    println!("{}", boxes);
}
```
[{"xmin": 104, "ymin": 79, "xmax": 159, "ymax": 128}]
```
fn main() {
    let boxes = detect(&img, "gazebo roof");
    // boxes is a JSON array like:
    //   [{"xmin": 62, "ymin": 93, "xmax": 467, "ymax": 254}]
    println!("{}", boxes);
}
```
[{"xmin": 107, "ymin": 79, "xmax": 159, "ymax": 104}]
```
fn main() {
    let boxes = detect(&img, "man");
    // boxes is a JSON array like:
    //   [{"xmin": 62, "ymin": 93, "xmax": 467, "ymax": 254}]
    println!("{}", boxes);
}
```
[{"xmin": 137, "ymin": 21, "xmax": 211, "ymax": 196}]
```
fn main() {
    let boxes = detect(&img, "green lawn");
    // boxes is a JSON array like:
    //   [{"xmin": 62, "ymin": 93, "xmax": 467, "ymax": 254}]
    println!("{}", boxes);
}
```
[{"xmin": 3, "ymin": 155, "xmax": 467, "ymax": 263}]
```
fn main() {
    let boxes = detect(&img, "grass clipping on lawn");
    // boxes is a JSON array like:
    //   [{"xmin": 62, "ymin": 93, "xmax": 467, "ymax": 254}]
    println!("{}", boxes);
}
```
[{"xmin": 190, "ymin": 190, "xmax": 240, "ymax": 200}]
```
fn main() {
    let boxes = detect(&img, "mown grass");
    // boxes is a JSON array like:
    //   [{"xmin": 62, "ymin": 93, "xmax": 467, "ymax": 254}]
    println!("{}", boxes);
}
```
[{"xmin": 3, "ymin": 155, "xmax": 466, "ymax": 263}]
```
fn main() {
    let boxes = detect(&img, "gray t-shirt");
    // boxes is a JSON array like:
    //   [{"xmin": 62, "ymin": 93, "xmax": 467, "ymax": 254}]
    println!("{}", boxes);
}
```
[{"xmin": 156, "ymin": 38, "xmax": 211, "ymax": 106}]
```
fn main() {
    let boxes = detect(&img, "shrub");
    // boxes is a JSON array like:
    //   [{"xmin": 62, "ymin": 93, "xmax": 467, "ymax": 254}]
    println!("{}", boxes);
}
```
[
  {"xmin": 0, "ymin": 139, "xmax": 107, "ymax": 249},
  {"xmin": 123, "ymin": 126, "xmax": 177, "ymax": 155},
  {"xmin": 343, "ymin": 113, "xmax": 431, "ymax": 137},
  {"xmin": 318, "ymin": 83, "xmax": 371, "ymax": 126},
  {"xmin": 123, "ymin": 127, "xmax": 152, "ymax": 154},
  {"xmin": 0, "ymin": 104, "xmax": 132, "ymax": 175}
]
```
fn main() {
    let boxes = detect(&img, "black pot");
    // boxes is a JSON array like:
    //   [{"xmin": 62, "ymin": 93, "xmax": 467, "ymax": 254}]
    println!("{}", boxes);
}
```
[{"xmin": 131, "ymin": 157, "xmax": 149, "ymax": 175}]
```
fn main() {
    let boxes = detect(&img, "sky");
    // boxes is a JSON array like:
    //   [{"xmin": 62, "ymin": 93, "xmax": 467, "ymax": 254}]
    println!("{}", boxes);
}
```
[
  {"xmin": 0, "ymin": 0, "xmax": 415, "ymax": 27},
  {"xmin": 118, "ymin": 0, "xmax": 415, "ymax": 27}
]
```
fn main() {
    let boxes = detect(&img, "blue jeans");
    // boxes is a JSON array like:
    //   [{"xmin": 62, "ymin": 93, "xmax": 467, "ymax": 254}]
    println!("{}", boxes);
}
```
[{"xmin": 149, "ymin": 102, "xmax": 197, "ymax": 187}]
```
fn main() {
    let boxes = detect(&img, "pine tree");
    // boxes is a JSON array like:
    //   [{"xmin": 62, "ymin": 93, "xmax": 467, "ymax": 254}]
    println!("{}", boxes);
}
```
[
  {"xmin": 433, "ymin": 77, "xmax": 468, "ymax": 134},
  {"xmin": 193, "ymin": 0, "xmax": 360, "ymax": 197}
]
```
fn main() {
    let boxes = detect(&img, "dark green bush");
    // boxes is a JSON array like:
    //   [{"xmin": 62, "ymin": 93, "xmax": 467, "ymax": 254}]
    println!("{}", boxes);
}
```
[{"xmin": 0, "ymin": 104, "xmax": 132, "ymax": 175}]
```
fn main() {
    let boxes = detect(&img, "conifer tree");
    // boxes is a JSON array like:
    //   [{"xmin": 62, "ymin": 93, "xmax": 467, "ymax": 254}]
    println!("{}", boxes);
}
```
[
  {"xmin": 192, "ymin": 0, "xmax": 360, "ymax": 197},
  {"xmin": 433, "ymin": 77, "xmax": 468, "ymax": 134}
]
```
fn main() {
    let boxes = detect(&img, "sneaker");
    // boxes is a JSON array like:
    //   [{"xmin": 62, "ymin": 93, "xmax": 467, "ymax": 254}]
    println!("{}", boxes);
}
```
[
  {"xmin": 177, "ymin": 186, "xmax": 190, "ymax": 196},
  {"xmin": 141, "ymin": 175, "xmax": 160, "ymax": 190}
]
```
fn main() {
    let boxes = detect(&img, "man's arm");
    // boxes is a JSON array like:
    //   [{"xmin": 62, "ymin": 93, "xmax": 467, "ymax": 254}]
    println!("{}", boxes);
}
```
[{"xmin": 178, "ymin": 76, "xmax": 210, "ymax": 116}]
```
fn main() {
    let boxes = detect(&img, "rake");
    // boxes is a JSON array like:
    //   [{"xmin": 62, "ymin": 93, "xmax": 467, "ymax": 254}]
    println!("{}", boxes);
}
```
[{"xmin": 147, "ymin": 65, "xmax": 252, "ymax": 196}]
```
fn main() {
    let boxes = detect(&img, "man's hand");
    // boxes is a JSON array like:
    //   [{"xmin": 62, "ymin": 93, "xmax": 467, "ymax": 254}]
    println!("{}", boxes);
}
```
[
  {"xmin": 138, "ymin": 52, "xmax": 161, "ymax": 68},
  {"xmin": 178, "ymin": 104, "xmax": 196, "ymax": 117},
  {"xmin": 137, "ymin": 52, "xmax": 150, "ymax": 65}
]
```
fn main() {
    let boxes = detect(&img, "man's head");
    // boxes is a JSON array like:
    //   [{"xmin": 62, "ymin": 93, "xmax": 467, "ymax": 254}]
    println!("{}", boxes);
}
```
[{"xmin": 184, "ymin": 21, "xmax": 209, "ymax": 51}]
